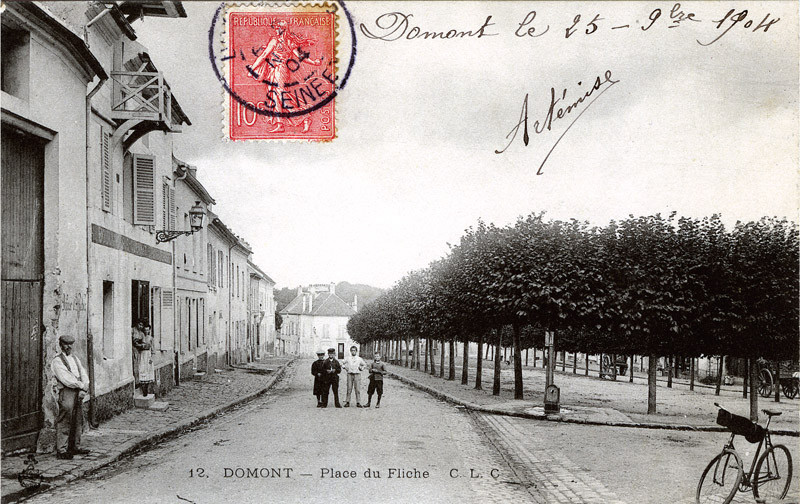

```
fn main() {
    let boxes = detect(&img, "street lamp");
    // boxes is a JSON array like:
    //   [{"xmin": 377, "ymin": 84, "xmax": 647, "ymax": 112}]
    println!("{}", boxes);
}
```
[{"xmin": 155, "ymin": 200, "xmax": 206, "ymax": 243}]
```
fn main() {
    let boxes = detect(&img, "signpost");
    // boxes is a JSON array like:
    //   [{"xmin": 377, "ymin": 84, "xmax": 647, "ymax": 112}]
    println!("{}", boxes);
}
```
[{"xmin": 544, "ymin": 331, "xmax": 560, "ymax": 414}]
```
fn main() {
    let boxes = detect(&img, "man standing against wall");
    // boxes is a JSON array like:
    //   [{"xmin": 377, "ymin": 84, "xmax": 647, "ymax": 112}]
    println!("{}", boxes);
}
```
[
  {"xmin": 51, "ymin": 335, "xmax": 90, "ymax": 459},
  {"xmin": 343, "ymin": 345, "xmax": 366, "ymax": 408}
]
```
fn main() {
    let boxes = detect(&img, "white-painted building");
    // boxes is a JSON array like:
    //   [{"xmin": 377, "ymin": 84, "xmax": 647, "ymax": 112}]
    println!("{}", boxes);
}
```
[{"xmin": 279, "ymin": 284, "xmax": 357, "ymax": 358}]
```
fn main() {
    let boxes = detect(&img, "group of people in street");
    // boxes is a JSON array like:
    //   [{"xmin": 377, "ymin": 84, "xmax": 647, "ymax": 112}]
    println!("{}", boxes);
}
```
[{"xmin": 311, "ymin": 346, "xmax": 386, "ymax": 408}]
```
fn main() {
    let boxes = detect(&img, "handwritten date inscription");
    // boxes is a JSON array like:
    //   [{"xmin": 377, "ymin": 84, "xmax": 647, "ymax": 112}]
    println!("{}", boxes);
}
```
[{"xmin": 360, "ymin": 5, "xmax": 780, "ymax": 46}]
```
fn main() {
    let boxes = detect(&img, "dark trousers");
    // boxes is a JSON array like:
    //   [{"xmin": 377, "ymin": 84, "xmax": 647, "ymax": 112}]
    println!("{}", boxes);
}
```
[
  {"xmin": 56, "ymin": 388, "xmax": 83, "ymax": 454},
  {"xmin": 368, "ymin": 379, "xmax": 383, "ymax": 397},
  {"xmin": 321, "ymin": 377, "xmax": 340, "ymax": 407}
]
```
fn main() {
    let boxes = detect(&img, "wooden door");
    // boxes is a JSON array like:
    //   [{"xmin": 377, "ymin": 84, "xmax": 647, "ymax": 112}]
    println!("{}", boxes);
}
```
[{"xmin": 1, "ymin": 127, "xmax": 45, "ymax": 452}]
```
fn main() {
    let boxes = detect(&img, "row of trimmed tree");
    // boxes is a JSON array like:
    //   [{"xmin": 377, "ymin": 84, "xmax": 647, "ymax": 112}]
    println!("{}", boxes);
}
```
[{"xmin": 347, "ymin": 213, "xmax": 799, "ymax": 418}]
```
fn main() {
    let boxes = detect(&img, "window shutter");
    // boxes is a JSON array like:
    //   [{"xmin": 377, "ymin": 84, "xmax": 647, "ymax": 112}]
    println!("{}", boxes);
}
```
[
  {"xmin": 162, "ymin": 182, "xmax": 169, "ymax": 230},
  {"xmin": 132, "ymin": 154, "xmax": 156, "ymax": 225},
  {"xmin": 101, "ymin": 130, "xmax": 112, "ymax": 211},
  {"xmin": 168, "ymin": 187, "xmax": 176, "ymax": 230}
]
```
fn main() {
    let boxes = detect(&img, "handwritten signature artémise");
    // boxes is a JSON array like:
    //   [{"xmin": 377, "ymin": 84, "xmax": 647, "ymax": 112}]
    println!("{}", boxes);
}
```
[{"xmin": 495, "ymin": 70, "xmax": 620, "ymax": 175}]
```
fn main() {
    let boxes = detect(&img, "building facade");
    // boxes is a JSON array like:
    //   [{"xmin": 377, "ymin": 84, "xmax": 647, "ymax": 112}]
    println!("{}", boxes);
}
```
[
  {"xmin": 1, "ymin": 1, "xmax": 277, "ymax": 454},
  {"xmin": 279, "ymin": 284, "xmax": 357, "ymax": 359}
]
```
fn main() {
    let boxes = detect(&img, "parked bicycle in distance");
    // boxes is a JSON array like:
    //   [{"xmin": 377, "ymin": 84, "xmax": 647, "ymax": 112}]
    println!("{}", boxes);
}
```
[{"xmin": 696, "ymin": 402, "xmax": 793, "ymax": 504}]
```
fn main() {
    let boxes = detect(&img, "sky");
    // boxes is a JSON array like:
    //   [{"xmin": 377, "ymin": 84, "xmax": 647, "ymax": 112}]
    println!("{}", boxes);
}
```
[{"xmin": 135, "ymin": 1, "xmax": 799, "ymax": 289}]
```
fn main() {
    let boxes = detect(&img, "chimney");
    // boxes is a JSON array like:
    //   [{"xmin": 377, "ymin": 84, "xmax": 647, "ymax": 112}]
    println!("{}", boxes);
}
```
[
  {"xmin": 302, "ymin": 295, "xmax": 307, "ymax": 313},
  {"xmin": 308, "ymin": 292, "xmax": 313, "ymax": 312},
  {"xmin": 352, "ymin": 294, "xmax": 358, "ymax": 312},
  {"xmin": 297, "ymin": 286, "xmax": 302, "ymax": 296},
  {"xmin": 329, "ymin": 282, "xmax": 336, "ymax": 295}
]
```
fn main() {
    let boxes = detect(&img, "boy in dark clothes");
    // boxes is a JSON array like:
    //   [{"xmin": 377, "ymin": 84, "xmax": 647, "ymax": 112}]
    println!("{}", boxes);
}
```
[
  {"xmin": 311, "ymin": 350, "xmax": 326, "ymax": 407},
  {"xmin": 365, "ymin": 352, "xmax": 386, "ymax": 408}
]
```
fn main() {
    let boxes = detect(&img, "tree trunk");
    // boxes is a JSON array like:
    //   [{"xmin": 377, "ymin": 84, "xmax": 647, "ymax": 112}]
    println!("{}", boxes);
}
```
[
  {"xmin": 430, "ymin": 340, "xmax": 436, "ymax": 375},
  {"xmin": 715, "ymin": 356, "xmax": 723, "ymax": 396},
  {"xmin": 461, "ymin": 334, "xmax": 469, "ymax": 385},
  {"xmin": 561, "ymin": 351, "xmax": 566, "ymax": 372},
  {"xmin": 448, "ymin": 339, "xmax": 456, "ymax": 381},
  {"xmin": 775, "ymin": 363, "xmax": 781, "ymax": 403},
  {"xmin": 689, "ymin": 357, "xmax": 695, "ymax": 391},
  {"xmin": 512, "ymin": 324, "xmax": 523, "ymax": 400},
  {"xmin": 424, "ymin": 338, "xmax": 428, "ymax": 373},
  {"xmin": 648, "ymin": 354, "xmax": 657, "ymax": 414},
  {"xmin": 525, "ymin": 348, "xmax": 529, "ymax": 367},
  {"xmin": 612, "ymin": 354, "xmax": 617, "ymax": 380},
  {"xmin": 599, "ymin": 353, "xmax": 604, "ymax": 378},
  {"xmin": 667, "ymin": 355, "xmax": 673, "ymax": 388},
  {"xmin": 503, "ymin": 346, "xmax": 507, "ymax": 362},
  {"xmin": 532, "ymin": 348, "xmax": 537, "ymax": 368},
  {"xmin": 749, "ymin": 359, "xmax": 759, "ymax": 421},
  {"xmin": 585, "ymin": 353, "xmax": 589, "ymax": 376},
  {"xmin": 572, "ymin": 352, "xmax": 577, "ymax": 374},
  {"xmin": 415, "ymin": 336, "xmax": 421, "ymax": 370},
  {"xmin": 743, "ymin": 359, "xmax": 749, "ymax": 398},
  {"xmin": 493, "ymin": 329, "xmax": 502, "ymax": 396},
  {"xmin": 630, "ymin": 355, "xmax": 635, "ymax": 383},
  {"xmin": 475, "ymin": 331, "xmax": 483, "ymax": 390},
  {"xmin": 439, "ymin": 338, "xmax": 445, "ymax": 378}
]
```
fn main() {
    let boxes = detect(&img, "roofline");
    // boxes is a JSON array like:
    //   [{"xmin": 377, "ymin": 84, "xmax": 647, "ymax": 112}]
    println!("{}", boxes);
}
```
[
  {"xmin": 248, "ymin": 261, "xmax": 275, "ymax": 284},
  {"xmin": 209, "ymin": 217, "xmax": 252, "ymax": 254},
  {"xmin": 173, "ymin": 156, "xmax": 215, "ymax": 205},
  {"xmin": 17, "ymin": 3, "xmax": 108, "ymax": 81}
]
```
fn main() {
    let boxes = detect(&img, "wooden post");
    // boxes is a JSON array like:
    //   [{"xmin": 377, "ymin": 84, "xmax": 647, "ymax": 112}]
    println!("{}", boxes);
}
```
[
  {"xmin": 715, "ymin": 356, "xmax": 723, "ymax": 396},
  {"xmin": 775, "ymin": 363, "xmax": 781, "ymax": 403},
  {"xmin": 424, "ymin": 338, "xmax": 428, "ymax": 373},
  {"xmin": 612, "ymin": 354, "xmax": 617, "ymax": 380},
  {"xmin": 689, "ymin": 357, "xmax": 695, "ymax": 391},
  {"xmin": 475, "ymin": 331, "xmax": 483, "ymax": 390}
]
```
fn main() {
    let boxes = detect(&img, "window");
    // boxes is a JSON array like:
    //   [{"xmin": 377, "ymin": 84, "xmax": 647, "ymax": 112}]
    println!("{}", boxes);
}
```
[
  {"xmin": 132, "ymin": 154, "xmax": 155, "ymax": 225},
  {"xmin": 102, "ymin": 281, "xmax": 114, "ymax": 358},
  {"xmin": 1, "ymin": 26, "xmax": 30, "ymax": 100},
  {"xmin": 131, "ymin": 280, "xmax": 150, "ymax": 327},
  {"xmin": 101, "ymin": 129, "xmax": 112, "ymax": 212},
  {"xmin": 207, "ymin": 243, "xmax": 214, "ymax": 286},
  {"xmin": 218, "ymin": 251, "xmax": 224, "ymax": 287}
]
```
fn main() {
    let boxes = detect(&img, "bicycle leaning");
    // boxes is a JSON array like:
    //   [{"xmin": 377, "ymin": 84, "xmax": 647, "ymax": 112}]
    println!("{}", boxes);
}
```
[{"xmin": 696, "ymin": 402, "xmax": 793, "ymax": 504}]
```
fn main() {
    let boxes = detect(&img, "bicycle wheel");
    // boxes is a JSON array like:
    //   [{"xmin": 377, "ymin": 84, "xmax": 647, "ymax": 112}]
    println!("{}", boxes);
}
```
[
  {"xmin": 753, "ymin": 444, "xmax": 793, "ymax": 501},
  {"xmin": 758, "ymin": 368, "xmax": 774, "ymax": 397},
  {"xmin": 696, "ymin": 451, "xmax": 743, "ymax": 504}
]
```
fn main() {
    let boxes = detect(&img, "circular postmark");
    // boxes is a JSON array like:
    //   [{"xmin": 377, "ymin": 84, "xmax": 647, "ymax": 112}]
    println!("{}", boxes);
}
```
[{"xmin": 208, "ymin": 1, "xmax": 357, "ymax": 140}]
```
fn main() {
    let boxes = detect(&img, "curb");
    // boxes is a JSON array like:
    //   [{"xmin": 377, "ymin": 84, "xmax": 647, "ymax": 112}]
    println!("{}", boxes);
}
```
[
  {"xmin": 388, "ymin": 370, "xmax": 800, "ymax": 437},
  {"xmin": 5, "ymin": 358, "xmax": 295, "ymax": 502}
]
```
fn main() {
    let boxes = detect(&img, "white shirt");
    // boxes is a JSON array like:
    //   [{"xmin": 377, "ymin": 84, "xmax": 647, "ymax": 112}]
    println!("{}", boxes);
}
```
[
  {"xmin": 51, "ymin": 352, "xmax": 89, "ymax": 392},
  {"xmin": 343, "ymin": 355, "xmax": 366, "ymax": 374}
]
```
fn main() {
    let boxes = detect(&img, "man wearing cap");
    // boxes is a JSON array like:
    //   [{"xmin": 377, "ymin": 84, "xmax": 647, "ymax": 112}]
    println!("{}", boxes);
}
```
[
  {"xmin": 311, "ymin": 350, "xmax": 327, "ymax": 407},
  {"xmin": 50, "ymin": 335, "xmax": 90, "ymax": 459},
  {"xmin": 320, "ymin": 348, "xmax": 342, "ymax": 408}
]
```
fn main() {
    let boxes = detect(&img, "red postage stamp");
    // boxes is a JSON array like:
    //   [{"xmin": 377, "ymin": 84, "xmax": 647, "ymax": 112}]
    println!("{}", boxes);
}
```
[{"xmin": 226, "ymin": 5, "xmax": 337, "ymax": 141}]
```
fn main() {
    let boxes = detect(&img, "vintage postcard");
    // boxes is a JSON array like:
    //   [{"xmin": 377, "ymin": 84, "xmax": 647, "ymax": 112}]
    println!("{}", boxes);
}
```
[{"xmin": 1, "ymin": 1, "xmax": 797, "ymax": 504}]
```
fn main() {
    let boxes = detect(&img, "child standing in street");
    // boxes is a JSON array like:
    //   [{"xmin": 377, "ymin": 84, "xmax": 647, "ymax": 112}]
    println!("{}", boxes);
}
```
[{"xmin": 365, "ymin": 352, "xmax": 386, "ymax": 408}]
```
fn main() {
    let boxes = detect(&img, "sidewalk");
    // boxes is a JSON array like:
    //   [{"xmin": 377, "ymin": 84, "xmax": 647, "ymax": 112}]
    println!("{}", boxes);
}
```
[
  {"xmin": 1, "ymin": 357, "xmax": 294, "ymax": 503},
  {"xmin": 386, "ymin": 363, "xmax": 800, "ymax": 436}
]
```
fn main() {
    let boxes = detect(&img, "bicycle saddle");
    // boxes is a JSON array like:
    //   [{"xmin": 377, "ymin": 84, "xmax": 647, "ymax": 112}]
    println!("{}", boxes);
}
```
[{"xmin": 762, "ymin": 409, "xmax": 782, "ymax": 417}]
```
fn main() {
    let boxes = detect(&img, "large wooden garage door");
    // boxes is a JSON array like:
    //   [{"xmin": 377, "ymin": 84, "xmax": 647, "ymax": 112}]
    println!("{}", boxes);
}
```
[{"xmin": 1, "ymin": 126, "xmax": 45, "ymax": 452}]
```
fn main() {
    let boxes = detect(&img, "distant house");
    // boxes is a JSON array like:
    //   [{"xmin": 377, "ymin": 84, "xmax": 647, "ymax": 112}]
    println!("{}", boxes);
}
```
[{"xmin": 279, "ymin": 283, "xmax": 357, "ymax": 358}]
